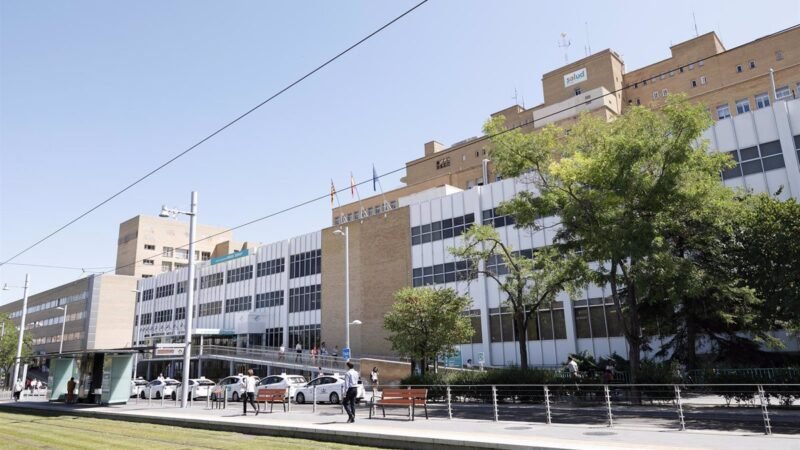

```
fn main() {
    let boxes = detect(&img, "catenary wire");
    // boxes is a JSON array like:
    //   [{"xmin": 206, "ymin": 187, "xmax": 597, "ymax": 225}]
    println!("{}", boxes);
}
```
[
  {"xmin": 101, "ymin": 50, "xmax": 729, "ymax": 276},
  {"xmin": 0, "ymin": 0, "xmax": 430, "ymax": 268}
]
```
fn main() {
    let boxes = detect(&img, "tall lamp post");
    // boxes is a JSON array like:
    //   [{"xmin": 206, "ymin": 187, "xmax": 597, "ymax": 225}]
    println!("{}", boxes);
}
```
[
  {"xmin": 4, "ymin": 274, "xmax": 31, "ymax": 387},
  {"xmin": 56, "ymin": 305, "xmax": 68, "ymax": 355},
  {"xmin": 159, "ymin": 191, "xmax": 197, "ymax": 408},
  {"xmin": 332, "ymin": 227, "xmax": 351, "ymax": 353},
  {"xmin": 131, "ymin": 289, "xmax": 141, "ymax": 379}
]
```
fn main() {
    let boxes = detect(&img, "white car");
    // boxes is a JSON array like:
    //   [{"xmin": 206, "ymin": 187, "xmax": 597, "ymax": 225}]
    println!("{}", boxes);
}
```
[
  {"xmin": 140, "ymin": 378, "xmax": 181, "ymax": 400},
  {"xmin": 293, "ymin": 374, "xmax": 365, "ymax": 405},
  {"xmin": 256, "ymin": 374, "xmax": 307, "ymax": 400},
  {"xmin": 213, "ymin": 374, "xmax": 260, "ymax": 402},
  {"xmin": 130, "ymin": 378, "xmax": 148, "ymax": 398},
  {"xmin": 176, "ymin": 377, "xmax": 216, "ymax": 400}
]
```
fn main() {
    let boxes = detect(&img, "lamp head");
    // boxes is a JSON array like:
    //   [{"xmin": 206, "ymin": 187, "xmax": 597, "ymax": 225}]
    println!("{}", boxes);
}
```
[
  {"xmin": 350, "ymin": 320, "xmax": 362, "ymax": 326},
  {"xmin": 158, "ymin": 205, "xmax": 171, "ymax": 218},
  {"xmin": 333, "ymin": 229, "xmax": 344, "ymax": 236}
]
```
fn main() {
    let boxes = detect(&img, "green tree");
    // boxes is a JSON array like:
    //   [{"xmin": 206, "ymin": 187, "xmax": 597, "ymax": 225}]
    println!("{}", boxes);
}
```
[
  {"xmin": 450, "ymin": 225, "xmax": 586, "ymax": 369},
  {"xmin": 0, "ymin": 313, "xmax": 32, "ymax": 386},
  {"xmin": 384, "ymin": 287, "xmax": 474, "ymax": 375},
  {"xmin": 485, "ymin": 96, "xmax": 737, "ymax": 383}
]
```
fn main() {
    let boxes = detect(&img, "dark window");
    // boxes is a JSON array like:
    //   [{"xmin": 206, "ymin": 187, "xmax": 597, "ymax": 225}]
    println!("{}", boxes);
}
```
[
  {"xmin": 289, "ymin": 250, "xmax": 321, "ymax": 279},
  {"xmin": 255, "ymin": 290, "xmax": 284, "ymax": 308},
  {"xmin": 141, "ymin": 289, "xmax": 154, "ymax": 301},
  {"xmin": 198, "ymin": 301, "xmax": 222, "ymax": 317},
  {"xmin": 257, "ymin": 258, "xmax": 285, "ymax": 277},
  {"xmin": 153, "ymin": 309, "xmax": 173, "ymax": 323},
  {"xmin": 265, "ymin": 327, "xmax": 283, "ymax": 348},
  {"xmin": 155, "ymin": 284, "xmax": 174, "ymax": 299},
  {"xmin": 225, "ymin": 296, "xmax": 252, "ymax": 313},
  {"xmin": 411, "ymin": 214, "xmax": 476, "ymax": 246},
  {"xmin": 288, "ymin": 284, "xmax": 321, "ymax": 312},
  {"xmin": 227, "ymin": 266, "xmax": 253, "ymax": 283},
  {"xmin": 759, "ymin": 141, "xmax": 783, "ymax": 157},
  {"xmin": 741, "ymin": 160, "xmax": 763, "ymax": 175},
  {"xmin": 200, "ymin": 273, "xmax": 224, "ymax": 289},
  {"xmin": 175, "ymin": 307, "xmax": 185, "ymax": 321},
  {"xmin": 139, "ymin": 313, "xmax": 152, "ymax": 325},
  {"xmin": 288, "ymin": 324, "xmax": 321, "ymax": 351},
  {"xmin": 721, "ymin": 151, "xmax": 742, "ymax": 180},
  {"xmin": 762, "ymin": 155, "xmax": 786, "ymax": 171}
]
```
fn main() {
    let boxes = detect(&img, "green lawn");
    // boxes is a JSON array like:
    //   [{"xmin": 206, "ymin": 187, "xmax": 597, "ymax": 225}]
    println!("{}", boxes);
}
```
[{"xmin": 0, "ymin": 410, "xmax": 383, "ymax": 449}]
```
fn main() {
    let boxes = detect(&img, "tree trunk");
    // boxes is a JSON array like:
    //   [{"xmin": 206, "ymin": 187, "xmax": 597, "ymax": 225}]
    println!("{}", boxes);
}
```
[
  {"xmin": 514, "ymin": 314, "xmax": 529, "ymax": 370},
  {"xmin": 686, "ymin": 321, "xmax": 698, "ymax": 371}
]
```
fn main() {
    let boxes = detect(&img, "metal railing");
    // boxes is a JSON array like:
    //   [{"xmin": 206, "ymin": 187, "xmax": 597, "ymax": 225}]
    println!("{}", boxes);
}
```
[{"xmin": 199, "ymin": 345, "xmax": 360, "ymax": 373}]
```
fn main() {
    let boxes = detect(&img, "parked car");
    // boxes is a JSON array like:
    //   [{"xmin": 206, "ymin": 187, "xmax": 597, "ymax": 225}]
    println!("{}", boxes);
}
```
[
  {"xmin": 140, "ymin": 378, "xmax": 180, "ymax": 400},
  {"xmin": 256, "ymin": 373, "xmax": 307, "ymax": 400},
  {"xmin": 175, "ymin": 377, "xmax": 216, "ymax": 400},
  {"xmin": 212, "ymin": 374, "xmax": 260, "ymax": 402},
  {"xmin": 130, "ymin": 378, "xmax": 148, "ymax": 398},
  {"xmin": 293, "ymin": 374, "xmax": 364, "ymax": 405}
]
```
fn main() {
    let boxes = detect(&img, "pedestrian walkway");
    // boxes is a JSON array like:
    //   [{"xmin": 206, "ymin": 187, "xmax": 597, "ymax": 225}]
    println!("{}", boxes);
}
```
[{"xmin": 1, "ymin": 398, "xmax": 797, "ymax": 450}]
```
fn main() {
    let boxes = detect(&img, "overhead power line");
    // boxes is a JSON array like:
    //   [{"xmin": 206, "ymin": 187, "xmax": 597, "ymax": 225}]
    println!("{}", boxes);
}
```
[{"xmin": 0, "ymin": 0, "xmax": 430, "ymax": 268}]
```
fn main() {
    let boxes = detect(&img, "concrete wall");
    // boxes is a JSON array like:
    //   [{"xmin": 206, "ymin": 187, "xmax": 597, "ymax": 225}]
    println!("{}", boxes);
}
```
[{"xmin": 90, "ymin": 275, "xmax": 138, "ymax": 350}]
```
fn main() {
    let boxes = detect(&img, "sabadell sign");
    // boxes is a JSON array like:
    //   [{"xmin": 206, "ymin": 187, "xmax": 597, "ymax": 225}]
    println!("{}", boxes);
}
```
[{"xmin": 563, "ymin": 67, "xmax": 588, "ymax": 87}]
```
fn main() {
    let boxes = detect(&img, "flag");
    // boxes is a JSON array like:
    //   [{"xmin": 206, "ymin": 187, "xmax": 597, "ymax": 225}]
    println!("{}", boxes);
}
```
[
  {"xmin": 350, "ymin": 173, "xmax": 357, "ymax": 198},
  {"xmin": 372, "ymin": 165, "xmax": 378, "ymax": 191},
  {"xmin": 330, "ymin": 179, "xmax": 336, "ymax": 208}
]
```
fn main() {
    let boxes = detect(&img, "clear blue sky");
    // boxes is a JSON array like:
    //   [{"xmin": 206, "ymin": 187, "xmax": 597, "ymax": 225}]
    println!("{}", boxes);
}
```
[{"xmin": 1, "ymin": 0, "xmax": 798, "ymax": 303}]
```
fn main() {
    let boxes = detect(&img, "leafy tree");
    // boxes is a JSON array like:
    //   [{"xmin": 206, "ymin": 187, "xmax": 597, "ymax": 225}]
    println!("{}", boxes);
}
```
[
  {"xmin": 0, "ymin": 313, "xmax": 32, "ymax": 385},
  {"xmin": 485, "ymin": 96, "xmax": 736, "ymax": 383},
  {"xmin": 384, "ymin": 287, "xmax": 474, "ymax": 375},
  {"xmin": 450, "ymin": 225, "xmax": 586, "ymax": 369}
]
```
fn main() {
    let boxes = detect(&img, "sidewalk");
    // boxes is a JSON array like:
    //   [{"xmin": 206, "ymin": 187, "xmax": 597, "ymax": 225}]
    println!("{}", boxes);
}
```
[{"xmin": 0, "ymin": 399, "xmax": 797, "ymax": 450}]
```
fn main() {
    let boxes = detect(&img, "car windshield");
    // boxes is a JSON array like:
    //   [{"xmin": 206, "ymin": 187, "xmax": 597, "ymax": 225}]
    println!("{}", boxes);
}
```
[{"xmin": 164, "ymin": 380, "xmax": 180, "ymax": 386}]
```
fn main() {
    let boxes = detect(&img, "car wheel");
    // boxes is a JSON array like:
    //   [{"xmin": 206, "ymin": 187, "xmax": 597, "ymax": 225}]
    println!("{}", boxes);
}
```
[
  {"xmin": 329, "ymin": 392, "xmax": 340, "ymax": 404},
  {"xmin": 295, "ymin": 393, "xmax": 305, "ymax": 404},
  {"xmin": 156, "ymin": 391, "xmax": 162, "ymax": 400},
  {"xmin": 171, "ymin": 392, "xmax": 177, "ymax": 401},
  {"xmin": 232, "ymin": 392, "xmax": 240, "ymax": 402}
]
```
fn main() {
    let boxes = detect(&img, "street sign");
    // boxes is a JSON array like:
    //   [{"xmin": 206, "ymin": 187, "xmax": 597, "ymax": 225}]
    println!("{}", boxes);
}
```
[
  {"xmin": 154, "ymin": 343, "xmax": 184, "ymax": 357},
  {"xmin": 342, "ymin": 347, "xmax": 351, "ymax": 360}
]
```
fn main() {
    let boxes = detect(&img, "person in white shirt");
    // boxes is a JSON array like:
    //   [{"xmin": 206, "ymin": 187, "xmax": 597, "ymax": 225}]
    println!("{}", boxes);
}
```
[
  {"xmin": 295, "ymin": 342, "xmax": 302, "ymax": 362},
  {"xmin": 13, "ymin": 379, "xmax": 23, "ymax": 401},
  {"xmin": 242, "ymin": 369, "xmax": 258, "ymax": 416},
  {"xmin": 343, "ymin": 362, "xmax": 360, "ymax": 423},
  {"xmin": 567, "ymin": 357, "xmax": 579, "ymax": 380}
]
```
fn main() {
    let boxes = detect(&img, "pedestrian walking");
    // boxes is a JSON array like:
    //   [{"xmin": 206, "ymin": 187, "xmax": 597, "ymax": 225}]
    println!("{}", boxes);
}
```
[
  {"xmin": 242, "ymin": 369, "xmax": 258, "ymax": 416},
  {"xmin": 320, "ymin": 342, "xmax": 328, "ymax": 356},
  {"xmin": 66, "ymin": 377, "xmax": 76, "ymax": 404},
  {"xmin": 13, "ymin": 379, "xmax": 23, "ymax": 401},
  {"xmin": 566, "ymin": 357, "xmax": 579, "ymax": 380},
  {"xmin": 295, "ymin": 342, "xmax": 302, "ymax": 362},
  {"xmin": 279, "ymin": 345, "xmax": 286, "ymax": 360},
  {"xmin": 342, "ymin": 361, "xmax": 359, "ymax": 423},
  {"xmin": 369, "ymin": 367, "xmax": 379, "ymax": 386},
  {"xmin": 332, "ymin": 345, "xmax": 339, "ymax": 358}
]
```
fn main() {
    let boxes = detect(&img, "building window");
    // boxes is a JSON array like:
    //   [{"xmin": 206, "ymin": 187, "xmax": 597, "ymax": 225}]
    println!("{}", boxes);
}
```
[
  {"xmin": 652, "ymin": 91, "xmax": 659, "ymax": 99},
  {"xmin": 691, "ymin": 80, "xmax": 697, "ymax": 88},
  {"xmin": 139, "ymin": 313, "xmax": 152, "ymax": 325},
  {"xmin": 436, "ymin": 157, "xmax": 451, "ymax": 170},
  {"xmin": 288, "ymin": 324, "xmax": 321, "ymax": 351},
  {"xmin": 736, "ymin": 99, "xmax": 751, "ymax": 114},
  {"xmin": 288, "ymin": 284, "xmax": 321, "ymax": 312},
  {"xmin": 161, "ymin": 262, "xmax": 172, "ymax": 272},
  {"xmin": 201, "ymin": 252, "xmax": 211, "ymax": 261},
  {"xmin": 722, "ymin": 141, "xmax": 785, "ymax": 180},
  {"xmin": 197, "ymin": 301, "xmax": 222, "ymax": 317},
  {"xmin": 662, "ymin": 88, "xmax": 668, "ymax": 97},
  {"xmin": 463, "ymin": 310, "xmax": 482, "ymax": 344},
  {"xmin": 289, "ymin": 249, "xmax": 321, "ymax": 279},
  {"xmin": 141, "ymin": 289, "xmax": 154, "ymax": 301},
  {"xmin": 574, "ymin": 87, "xmax": 581, "ymax": 96},
  {"xmin": 200, "ymin": 272, "xmax": 224, "ymax": 289},
  {"xmin": 660, "ymin": 73, "xmax": 666, "ymax": 80},
  {"xmin": 412, "ymin": 260, "xmax": 475, "ymax": 287},
  {"xmin": 225, "ymin": 296, "xmax": 252, "ymax": 313},
  {"xmin": 141, "ymin": 274, "xmax": 152, "ymax": 278},
  {"xmin": 573, "ymin": 297, "xmax": 624, "ymax": 339},
  {"xmin": 175, "ymin": 248, "xmax": 189, "ymax": 260},
  {"xmin": 749, "ymin": 60, "xmax": 756, "ymax": 70},
  {"xmin": 255, "ymin": 291, "xmax": 284, "ymax": 309},
  {"xmin": 755, "ymin": 93, "xmax": 770, "ymax": 109},
  {"xmin": 257, "ymin": 258, "xmax": 285, "ymax": 277},
  {"xmin": 226, "ymin": 266, "xmax": 253, "ymax": 283},
  {"xmin": 776, "ymin": 50, "xmax": 784, "ymax": 61},
  {"xmin": 698, "ymin": 60, "xmax": 704, "ymax": 67},
  {"xmin": 175, "ymin": 263, "xmax": 187, "ymax": 269},
  {"xmin": 688, "ymin": 63, "xmax": 694, "ymax": 70},
  {"xmin": 144, "ymin": 244, "xmax": 155, "ymax": 250},
  {"xmin": 162, "ymin": 247, "xmax": 174, "ymax": 258},
  {"xmin": 265, "ymin": 327, "xmax": 283, "ymax": 348},
  {"xmin": 155, "ymin": 284, "xmax": 175, "ymax": 299},
  {"xmin": 775, "ymin": 86, "xmax": 791, "ymax": 100},
  {"xmin": 736, "ymin": 65, "xmax": 743, "ymax": 73},
  {"xmin": 411, "ymin": 213, "xmax": 475, "ymax": 246},
  {"xmin": 153, "ymin": 309, "xmax": 173, "ymax": 323},
  {"xmin": 716, "ymin": 104, "xmax": 731, "ymax": 120},
  {"xmin": 700, "ymin": 76, "xmax": 707, "ymax": 85},
  {"xmin": 481, "ymin": 208, "xmax": 516, "ymax": 228},
  {"xmin": 636, "ymin": 98, "xmax": 641, "ymax": 105},
  {"xmin": 143, "ymin": 259, "xmax": 154, "ymax": 266}
]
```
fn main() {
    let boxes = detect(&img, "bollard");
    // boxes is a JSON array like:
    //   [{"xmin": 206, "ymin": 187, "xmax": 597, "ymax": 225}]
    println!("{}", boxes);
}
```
[
  {"xmin": 206, "ymin": 393, "xmax": 210, "ymax": 410},
  {"xmin": 491, "ymin": 385, "xmax": 499, "ymax": 422},
  {"xmin": 757, "ymin": 385, "xmax": 772, "ymax": 435},
  {"xmin": 543, "ymin": 386, "xmax": 552, "ymax": 425},
  {"xmin": 161, "ymin": 393, "xmax": 165, "ymax": 407},
  {"xmin": 312, "ymin": 386, "xmax": 317, "ymax": 414},
  {"xmin": 340, "ymin": 386, "xmax": 345, "ymax": 414},
  {"xmin": 148, "ymin": 391, "xmax": 152, "ymax": 407},
  {"xmin": 604, "ymin": 385, "xmax": 613, "ymax": 427},
  {"xmin": 224, "ymin": 393, "xmax": 228, "ymax": 409},
  {"xmin": 674, "ymin": 385, "xmax": 686, "ymax": 431},
  {"xmin": 446, "ymin": 385, "xmax": 452, "ymax": 420}
]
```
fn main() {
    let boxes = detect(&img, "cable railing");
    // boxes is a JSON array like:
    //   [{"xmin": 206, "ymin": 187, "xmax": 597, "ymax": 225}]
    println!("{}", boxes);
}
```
[{"xmin": 198, "ymin": 344, "xmax": 360, "ymax": 373}]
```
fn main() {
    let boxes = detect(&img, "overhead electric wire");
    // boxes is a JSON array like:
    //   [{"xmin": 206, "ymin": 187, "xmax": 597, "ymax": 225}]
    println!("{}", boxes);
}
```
[
  {"xmin": 0, "ymin": 0, "xmax": 430, "ymax": 268},
  {"xmin": 101, "ymin": 50, "xmax": 729, "ymax": 277}
]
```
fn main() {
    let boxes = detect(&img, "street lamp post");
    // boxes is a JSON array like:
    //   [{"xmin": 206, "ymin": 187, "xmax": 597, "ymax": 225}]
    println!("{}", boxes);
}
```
[
  {"xmin": 333, "ymin": 227, "xmax": 351, "ymax": 352},
  {"xmin": 10, "ymin": 274, "xmax": 31, "ymax": 387},
  {"xmin": 131, "ymin": 289, "xmax": 141, "ymax": 379},
  {"xmin": 56, "ymin": 305, "xmax": 68, "ymax": 355},
  {"xmin": 159, "ymin": 191, "xmax": 197, "ymax": 408}
]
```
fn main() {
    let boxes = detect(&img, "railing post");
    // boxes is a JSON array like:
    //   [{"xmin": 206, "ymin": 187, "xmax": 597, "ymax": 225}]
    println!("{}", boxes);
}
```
[
  {"xmin": 148, "ymin": 390, "xmax": 152, "ymax": 407},
  {"xmin": 757, "ymin": 385, "xmax": 772, "ymax": 435},
  {"xmin": 446, "ymin": 385, "xmax": 452, "ymax": 420},
  {"xmin": 223, "ymin": 393, "xmax": 227, "ymax": 409},
  {"xmin": 312, "ymin": 386, "xmax": 317, "ymax": 414},
  {"xmin": 674, "ymin": 385, "xmax": 686, "ymax": 431},
  {"xmin": 161, "ymin": 393, "xmax": 165, "ymax": 407},
  {"xmin": 206, "ymin": 393, "xmax": 210, "ymax": 410},
  {"xmin": 491, "ymin": 385, "xmax": 499, "ymax": 422},
  {"xmin": 604, "ymin": 385, "xmax": 613, "ymax": 427},
  {"xmin": 543, "ymin": 386, "xmax": 552, "ymax": 425}
]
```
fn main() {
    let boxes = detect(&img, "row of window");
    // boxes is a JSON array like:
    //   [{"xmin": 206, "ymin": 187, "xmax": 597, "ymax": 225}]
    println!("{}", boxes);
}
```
[
  {"xmin": 155, "ymin": 284, "xmax": 174, "ymax": 299},
  {"xmin": 25, "ymin": 311, "xmax": 87, "ymax": 330},
  {"xmin": 265, "ymin": 327, "xmax": 283, "ymax": 348},
  {"xmin": 717, "ymin": 84, "xmax": 799, "ymax": 120},
  {"xmin": 633, "ymin": 59, "xmax": 705, "ymax": 90},
  {"xmin": 573, "ymin": 298, "xmax": 624, "ymax": 339},
  {"xmin": 487, "ymin": 306, "xmax": 569, "ymax": 343},
  {"xmin": 485, "ymin": 249, "xmax": 536, "ymax": 275},
  {"xmin": 198, "ymin": 301, "xmax": 223, "ymax": 317},
  {"xmin": 227, "ymin": 266, "xmax": 253, "ymax": 283},
  {"xmin": 257, "ymin": 258, "xmax": 285, "ymax": 277},
  {"xmin": 142, "ymin": 289, "xmax": 154, "ymax": 301},
  {"xmin": 255, "ymin": 290, "xmax": 284, "ymax": 309},
  {"xmin": 288, "ymin": 284, "xmax": 322, "ymax": 313},
  {"xmin": 10, "ymin": 291, "xmax": 88, "ymax": 318},
  {"xmin": 200, "ymin": 272, "xmax": 224, "ymax": 289},
  {"xmin": 721, "ymin": 141, "xmax": 786, "ymax": 180},
  {"xmin": 159, "ymin": 246, "xmax": 211, "ymax": 261},
  {"xmin": 412, "ymin": 261, "xmax": 475, "ymax": 287},
  {"xmin": 289, "ymin": 250, "xmax": 322, "ymax": 279},
  {"xmin": 288, "ymin": 324, "xmax": 321, "ymax": 351},
  {"xmin": 32, "ymin": 331, "xmax": 85, "ymax": 346},
  {"xmin": 411, "ymin": 213, "xmax": 475, "ymax": 246},
  {"xmin": 153, "ymin": 309, "xmax": 173, "ymax": 323},
  {"xmin": 225, "ymin": 296, "xmax": 252, "ymax": 313},
  {"xmin": 482, "ymin": 208, "xmax": 515, "ymax": 228}
]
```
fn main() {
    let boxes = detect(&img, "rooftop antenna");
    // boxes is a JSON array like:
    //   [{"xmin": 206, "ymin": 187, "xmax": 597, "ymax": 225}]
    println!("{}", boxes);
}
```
[
  {"xmin": 585, "ymin": 22, "xmax": 592, "ymax": 56},
  {"xmin": 558, "ymin": 32, "xmax": 571, "ymax": 64},
  {"xmin": 512, "ymin": 87, "xmax": 520, "ymax": 106},
  {"xmin": 692, "ymin": 10, "xmax": 699, "ymax": 37}
]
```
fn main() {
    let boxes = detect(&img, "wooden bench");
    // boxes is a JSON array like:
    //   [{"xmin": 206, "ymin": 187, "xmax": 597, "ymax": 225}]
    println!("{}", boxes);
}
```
[
  {"xmin": 369, "ymin": 388, "xmax": 428, "ymax": 421},
  {"xmin": 256, "ymin": 388, "xmax": 288, "ymax": 413}
]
